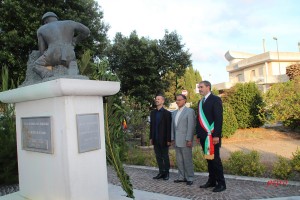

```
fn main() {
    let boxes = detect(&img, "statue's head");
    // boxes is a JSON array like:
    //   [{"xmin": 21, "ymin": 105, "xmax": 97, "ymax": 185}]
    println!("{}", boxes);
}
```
[{"xmin": 42, "ymin": 12, "xmax": 58, "ymax": 24}]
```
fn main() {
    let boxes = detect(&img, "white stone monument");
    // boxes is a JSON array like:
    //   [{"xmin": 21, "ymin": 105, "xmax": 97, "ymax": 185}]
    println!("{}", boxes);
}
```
[{"xmin": 0, "ymin": 78, "xmax": 120, "ymax": 200}]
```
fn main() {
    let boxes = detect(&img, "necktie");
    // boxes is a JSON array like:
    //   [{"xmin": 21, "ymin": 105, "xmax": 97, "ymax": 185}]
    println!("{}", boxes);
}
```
[{"xmin": 203, "ymin": 97, "xmax": 206, "ymax": 103}]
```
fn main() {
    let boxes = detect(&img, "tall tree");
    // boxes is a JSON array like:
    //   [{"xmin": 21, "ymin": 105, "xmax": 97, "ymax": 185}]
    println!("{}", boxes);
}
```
[
  {"xmin": 178, "ymin": 66, "xmax": 202, "ymax": 104},
  {"xmin": 108, "ymin": 31, "xmax": 158, "ymax": 105},
  {"xmin": 157, "ymin": 30, "xmax": 191, "ymax": 77},
  {"xmin": 164, "ymin": 66, "xmax": 202, "ymax": 103},
  {"xmin": 0, "ymin": 0, "xmax": 108, "ymax": 84},
  {"xmin": 164, "ymin": 71, "xmax": 178, "ymax": 102},
  {"xmin": 108, "ymin": 30, "xmax": 192, "ymax": 105}
]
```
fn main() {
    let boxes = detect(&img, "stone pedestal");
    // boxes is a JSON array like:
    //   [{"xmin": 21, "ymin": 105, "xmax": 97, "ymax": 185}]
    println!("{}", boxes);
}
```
[{"xmin": 0, "ymin": 79, "xmax": 120, "ymax": 200}]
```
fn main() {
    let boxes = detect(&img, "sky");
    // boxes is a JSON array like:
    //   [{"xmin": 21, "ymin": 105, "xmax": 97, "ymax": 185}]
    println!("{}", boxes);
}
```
[{"xmin": 98, "ymin": 0, "xmax": 300, "ymax": 84}]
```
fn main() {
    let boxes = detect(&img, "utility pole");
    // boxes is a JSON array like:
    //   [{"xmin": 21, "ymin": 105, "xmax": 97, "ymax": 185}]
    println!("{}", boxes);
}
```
[{"xmin": 273, "ymin": 37, "xmax": 281, "ymax": 81}]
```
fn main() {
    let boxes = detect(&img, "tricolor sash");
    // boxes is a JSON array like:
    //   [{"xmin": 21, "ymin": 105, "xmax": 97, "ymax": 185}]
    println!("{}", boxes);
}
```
[{"xmin": 198, "ymin": 99, "xmax": 215, "ymax": 160}]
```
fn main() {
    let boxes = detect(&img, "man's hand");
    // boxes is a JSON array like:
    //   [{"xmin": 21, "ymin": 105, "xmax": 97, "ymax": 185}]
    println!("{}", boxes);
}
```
[
  {"xmin": 167, "ymin": 142, "xmax": 171, "ymax": 146},
  {"xmin": 186, "ymin": 141, "xmax": 192, "ymax": 147},
  {"xmin": 212, "ymin": 137, "xmax": 219, "ymax": 145},
  {"xmin": 196, "ymin": 138, "xmax": 200, "ymax": 144},
  {"xmin": 171, "ymin": 140, "xmax": 175, "ymax": 146}
]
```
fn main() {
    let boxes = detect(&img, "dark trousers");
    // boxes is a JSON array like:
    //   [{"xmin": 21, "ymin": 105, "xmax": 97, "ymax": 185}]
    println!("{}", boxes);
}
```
[
  {"xmin": 200, "ymin": 140, "xmax": 226, "ymax": 186},
  {"xmin": 154, "ymin": 144, "xmax": 170, "ymax": 175}
]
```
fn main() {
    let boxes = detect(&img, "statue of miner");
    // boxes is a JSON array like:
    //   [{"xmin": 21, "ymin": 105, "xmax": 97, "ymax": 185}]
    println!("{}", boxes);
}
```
[{"xmin": 33, "ymin": 12, "xmax": 90, "ymax": 79}]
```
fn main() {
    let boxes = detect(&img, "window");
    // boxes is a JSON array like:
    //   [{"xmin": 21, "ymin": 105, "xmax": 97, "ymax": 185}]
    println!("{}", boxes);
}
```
[
  {"xmin": 250, "ymin": 70, "xmax": 256, "ymax": 80},
  {"xmin": 237, "ymin": 74, "xmax": 244, "ymax": 82},
  {"xmin": 259, "ymin": 67, "xmax": 264, "ymax": 76}
]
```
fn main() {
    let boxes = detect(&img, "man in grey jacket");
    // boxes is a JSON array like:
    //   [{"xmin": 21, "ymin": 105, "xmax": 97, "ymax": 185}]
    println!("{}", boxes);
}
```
[{"xmin": 171, "ymin": 94, "xmax": 196, "ymax": 185}]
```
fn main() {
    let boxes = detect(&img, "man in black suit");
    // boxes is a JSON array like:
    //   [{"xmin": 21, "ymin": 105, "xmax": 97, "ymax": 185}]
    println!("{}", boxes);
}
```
[
  {"xmin": 150, "ymin": 94, "xmax": 172, "ymax": 180},
  {"xmin": 196, "ymin": 81, "xmax": 226, "ymax": 192}
]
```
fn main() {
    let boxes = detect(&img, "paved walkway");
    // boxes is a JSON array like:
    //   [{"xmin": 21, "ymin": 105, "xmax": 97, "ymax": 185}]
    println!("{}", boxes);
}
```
[
  {"xmin": 1, "ymin": 165, "xmax": 299, "ymax": 200},
  {"xmin": 108, "ymin": 165, "xmax": 300, "ymax": 200}
]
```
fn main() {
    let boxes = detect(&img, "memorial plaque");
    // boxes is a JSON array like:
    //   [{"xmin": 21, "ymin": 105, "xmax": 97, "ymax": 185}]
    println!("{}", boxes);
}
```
[
  {"xmin": 76, "ymin": 114, "xmax": 101, "ymax": 153},
  {"xmin": 22, "ymin": 116, "xmax": 53, "ymax": 154}
]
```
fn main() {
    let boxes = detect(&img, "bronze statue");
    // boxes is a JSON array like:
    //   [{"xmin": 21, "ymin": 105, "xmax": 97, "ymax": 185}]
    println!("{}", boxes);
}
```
[
  {"xmin": 21, "ymin": 12, "xmax": 90, "ymax": 86},
  {"xmin": 33, "ymin": 12, "xmax": 90, "ymax": 78}
]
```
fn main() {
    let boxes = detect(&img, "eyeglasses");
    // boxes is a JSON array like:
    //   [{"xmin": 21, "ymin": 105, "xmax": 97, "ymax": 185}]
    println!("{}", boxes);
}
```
[{"xmin": 176, "ymin": 99, "xmax": 185, "ymax": 102}]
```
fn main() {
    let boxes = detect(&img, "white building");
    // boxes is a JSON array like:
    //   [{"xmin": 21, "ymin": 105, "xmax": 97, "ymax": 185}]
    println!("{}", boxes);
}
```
[{"xmin": 213, "ymin": 50, "xmax": 300, "ymax": 92}]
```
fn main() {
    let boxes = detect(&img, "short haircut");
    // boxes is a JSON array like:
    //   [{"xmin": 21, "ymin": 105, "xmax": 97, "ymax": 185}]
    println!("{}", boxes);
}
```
[
  {"xmin": 176, "ymin": 94, "xmax": 187, "ymax": 100},
  {"xmin": 155, "ymin": 94, "xmax": 165, "ymax": 101},
  {"xmin": 199, "ymin": 80, "xmax": 211, "ymax": 91}
]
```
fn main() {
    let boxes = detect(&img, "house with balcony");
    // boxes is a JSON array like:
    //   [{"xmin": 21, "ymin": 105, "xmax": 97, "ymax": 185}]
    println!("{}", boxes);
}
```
[{"xmin": 213, "ymin": 50, "xmax": 300, "ymax": 92}]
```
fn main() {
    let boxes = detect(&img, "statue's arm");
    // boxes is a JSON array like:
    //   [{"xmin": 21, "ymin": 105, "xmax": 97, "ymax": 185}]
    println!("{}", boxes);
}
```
[
  {"xmin": 72, "ymin": 22, "xmax": 90, "ymax": 45},
  {"xmin": 37, "ymin": 30, "xmax": 47, "ymax": 55}
]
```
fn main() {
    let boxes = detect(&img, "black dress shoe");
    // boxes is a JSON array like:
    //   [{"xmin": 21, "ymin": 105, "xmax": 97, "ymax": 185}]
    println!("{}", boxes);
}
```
[
  {"xmin": 212, "ymin": 185, "xmax": 226, "ymax": 192},
  {"xmin": 163, "ymin": 173, "xmax": 169, "ymax": 180},
  {"xmin": 174, "ymin": 179, "xmax": 187, "ymax": 183},
  {"xmin": 153, "ymin": 173, "xmax": 163, "ymax": 179},
  {"xmin": 186, "ymin": 181, "xmax": 193, "ymax": 185},
  {"xmin": 199, "ymin": 182, "xmax": 216, "ymax": 188}
]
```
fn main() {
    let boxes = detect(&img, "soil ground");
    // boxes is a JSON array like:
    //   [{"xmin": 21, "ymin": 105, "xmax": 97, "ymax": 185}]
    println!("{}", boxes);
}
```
[{"xmin": 220, "ymin": 127, "xmax": 300, "ymax": 165}]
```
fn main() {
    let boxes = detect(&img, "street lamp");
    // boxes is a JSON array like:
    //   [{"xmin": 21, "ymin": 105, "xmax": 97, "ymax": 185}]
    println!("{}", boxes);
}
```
[{"xmin": 273, "ymin": 37, "xmax": 281, "ymax": 79}]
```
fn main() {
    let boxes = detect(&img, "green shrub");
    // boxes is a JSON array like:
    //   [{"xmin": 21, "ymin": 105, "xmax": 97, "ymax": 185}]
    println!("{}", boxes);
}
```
[
  {"xmin": 212, "ymin": 88, "xmax": 219, "ymax": 95},
  {"xmin": 0, "ymin": 107, "xmax": 18, "ymax": 184},
  {"xmin": 193, "ymin": 146, "xmax": 207, "ymax": 172},
  {"xmin": 0, "ymin": 66, "xmax": 18, "ymax": 184},
  {"xmin": 224, "ymin": 150, "xmax": 265, "ymax": 177},
  {"xmin": 223, "ymin": 82, "xmax": 264, "ymax": 129},
  {"xmin": 272, "ymin": 156, "xmax": 293, "ymax": 180},
  {"xmin": 125, "ymin": 146, "xmax": 209, "ymax": 172},
  {"xmin": 144, "ymin": 150, "xmax": 157, "ymax": 167},
  {"xmin": 241, "ymin": 151, "xmax": 266, "ymax": 177},
  {"xmin": 222, "ymin": 103, "xmax": 238, "ymax": 138},
  {"xmin": 122, "ymin": 96, "xmax": 150, "ymax": 146},
  {"xmin": 126, "ymin": 148, "xmax": 148, "ymax": 166},
  {"xmin": 224, "ymin": 151, "xmax": 244, "ymax": 175},
  {"xmin": 125, "ymin": 147, "xmax": 158, "ymax": 167},
  {"xmin": 261, "ymin": 78, "xmax": 300, "ymax": 130},
  {"xmin": 291, "ymin": 148, "xmax": 300, "ymax": 172}
]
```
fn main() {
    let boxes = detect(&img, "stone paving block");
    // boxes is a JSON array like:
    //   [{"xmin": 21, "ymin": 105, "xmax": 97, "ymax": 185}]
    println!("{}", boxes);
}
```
[{"xmin": 107, "ymin": 165, "xmax": 300, "ymax": 200}]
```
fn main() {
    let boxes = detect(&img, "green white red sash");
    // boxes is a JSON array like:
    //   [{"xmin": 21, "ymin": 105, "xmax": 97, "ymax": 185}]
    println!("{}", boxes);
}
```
[{"xmin": 198, "ymin": 99, "xmax": 215, "ymax": 157}]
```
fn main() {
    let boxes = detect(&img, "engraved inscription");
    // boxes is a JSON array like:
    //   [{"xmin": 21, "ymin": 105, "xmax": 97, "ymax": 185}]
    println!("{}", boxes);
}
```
[
  {"xmin": 22, "ymin": 117, "xmax": 52, "ymax": 154},
  {"xmin": 76, "ymin": 114, "xmax": 101, "ymax": 153}
]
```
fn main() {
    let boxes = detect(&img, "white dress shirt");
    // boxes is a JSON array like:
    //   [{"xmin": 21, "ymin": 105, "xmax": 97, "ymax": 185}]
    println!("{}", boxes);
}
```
[{"xmin": 175, "ymin": 105, "xmax": 186, "ymax": 126}]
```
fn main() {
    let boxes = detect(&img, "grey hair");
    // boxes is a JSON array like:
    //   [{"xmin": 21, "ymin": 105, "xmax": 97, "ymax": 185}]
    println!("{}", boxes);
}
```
[{"xmin": 199, "ymin": 80, "xmax": 211, "ymax": 91}]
